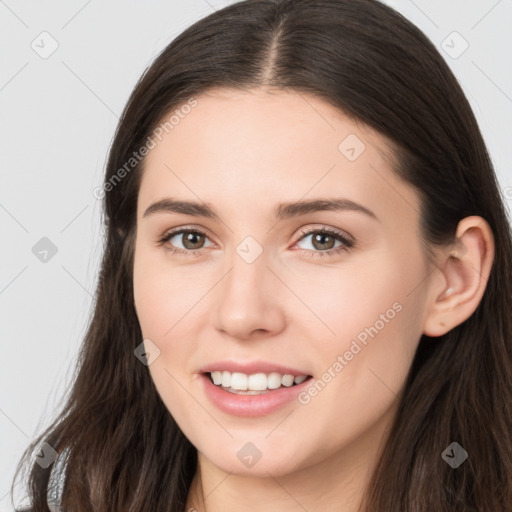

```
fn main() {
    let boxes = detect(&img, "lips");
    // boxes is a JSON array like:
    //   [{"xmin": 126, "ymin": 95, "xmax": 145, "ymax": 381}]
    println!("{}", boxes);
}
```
[
  {"xmin": 197, "ymin": 360, "xmax": 314, "ymax": 416},
  {"xmin": 199, "ymin": 360, "xmax": 311, "ymax": 377},
  {"xmin": 200, "ymin": 372, "xmax": 313, "ymax": 417}
]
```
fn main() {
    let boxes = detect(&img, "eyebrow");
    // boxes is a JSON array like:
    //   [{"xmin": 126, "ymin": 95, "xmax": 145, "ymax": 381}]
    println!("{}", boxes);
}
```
[{"xmin": 143, "ymin": 197, "xmax": 377, "ymax": 221}]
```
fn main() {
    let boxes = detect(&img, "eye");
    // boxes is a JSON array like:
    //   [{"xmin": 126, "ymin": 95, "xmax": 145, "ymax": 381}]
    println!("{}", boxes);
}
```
[
  {"xmin": 158, "ymin": 227, "xmax": 214, "ymax": 256},
  {"xmin": 293, "ymin": 227, "xmax": 354, "ymax": 257},
  {"xmin": 158, "ymin": 226, "xmax": 354, "ymax": 258}
]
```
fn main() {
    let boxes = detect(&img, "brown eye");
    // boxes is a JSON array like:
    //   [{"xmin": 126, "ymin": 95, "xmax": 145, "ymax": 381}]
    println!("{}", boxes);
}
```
[
  {"xmin": 159, "ymin": 228, "xmax": 214, "ymax": 254},
  {"xmin": 180, "ymin": 231, "xmax": 205, "ymax": 250},
  {"xmin": 294, "ymin": 228, "xmax": 354, "ymax": 257},
  {"xmin": 311, "ymin": 232, "xmax": 336, "ymax": 250}
]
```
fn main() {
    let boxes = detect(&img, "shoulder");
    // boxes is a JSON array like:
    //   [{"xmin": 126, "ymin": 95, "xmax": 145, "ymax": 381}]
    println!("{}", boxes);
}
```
[
  {"xmin": 14, "ymin": 446, "xmax": 70, "ymax": 512},
  {"xmin": 15, "ymin": 446, "xmax": 70, "ymax": 512}
]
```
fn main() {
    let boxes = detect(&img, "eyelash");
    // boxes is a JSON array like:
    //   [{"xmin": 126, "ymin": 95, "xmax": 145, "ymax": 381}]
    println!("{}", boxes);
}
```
[{"xmin": 157, "ymin": 226, "xmax": 354, "ymax": 258}]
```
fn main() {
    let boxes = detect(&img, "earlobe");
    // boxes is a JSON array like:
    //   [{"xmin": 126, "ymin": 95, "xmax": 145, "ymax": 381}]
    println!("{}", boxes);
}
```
[{"xmin": 422, "ymin": 216, "xmax": 495, "ymax": 337}]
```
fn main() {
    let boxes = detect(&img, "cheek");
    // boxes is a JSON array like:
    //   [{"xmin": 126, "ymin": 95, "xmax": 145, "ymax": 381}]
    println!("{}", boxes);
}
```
[
  {"xmin": 133, "ymin": 245, "xmax": 203, "ymax": 340},
  {"xmin": 132, "ymin": 243, "xmax": 221, "ymax": 377},
  {"xmin": 294, "ymin": 249, "xmax": 426, "ymax": 429},
  {"xmin": 300, "ymin": 303, "xmax": 420, "ymax": 465},
  {"xmin": 289, "ymin": 247, "xmax": 422, "ymax": 351},
  {"xmin": 133, "ymin": 249, "xmax": 206, "ymax": 430},
  {"xmin": 132, "ymin": 246, "xmax": 201, "ymax": 403}
]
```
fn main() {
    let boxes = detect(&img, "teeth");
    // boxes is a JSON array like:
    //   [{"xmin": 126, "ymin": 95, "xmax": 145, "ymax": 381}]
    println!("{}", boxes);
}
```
[
  {"xmin": 281, "ymin": 374, "xmax": 294, "ymax": 387},
  {"xmin": 211, "ymin": 372, "xmax": 223, "ymax": 385},
  {"xmin": 231, "ymin": 372, "xmax": 248, "ymax": 390},
  {"xmin": 267, "ymin": 373, "xmax": 282, "ymax": 389},
  {"xmin": 221, "ymin": 371, "xmax": 231, "ymax": 388},
  {"xmin": 248, "ymin": 373, "xmax": 267, "ymax": 391},
  {"xmin": 209, "ymin": 370, "xmax": 309, "ymax": 391}
]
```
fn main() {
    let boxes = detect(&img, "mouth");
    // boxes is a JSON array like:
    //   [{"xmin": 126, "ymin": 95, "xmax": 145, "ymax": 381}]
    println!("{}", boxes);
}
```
[
  {"xmin": 204, "ymin": 370, "xmax": 313, "ymax": 395},
  {"xmin": 200, "ymin": 368, "xmax": 315, "ymax": 417}
]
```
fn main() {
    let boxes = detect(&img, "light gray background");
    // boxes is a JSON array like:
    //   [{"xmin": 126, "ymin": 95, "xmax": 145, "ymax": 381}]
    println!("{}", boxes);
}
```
[{"xmin": 1, "ymin": 0, "xmax": 511, "ymax": 509}]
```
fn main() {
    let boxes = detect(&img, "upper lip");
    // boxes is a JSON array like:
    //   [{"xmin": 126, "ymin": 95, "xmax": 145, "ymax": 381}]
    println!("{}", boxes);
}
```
[{"xmin": 199, "ymin": 360, "xmax": 311, "ymax": 376}]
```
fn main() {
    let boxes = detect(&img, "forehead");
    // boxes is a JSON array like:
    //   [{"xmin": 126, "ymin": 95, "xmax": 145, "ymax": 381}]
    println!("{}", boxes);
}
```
[
  {"xmin": 137, "ymin": 87, "xmax": 419, "ymax": 225},
  {"xmin": 145, "ymin": 86, "xmax": 387, "ymax": 165}
]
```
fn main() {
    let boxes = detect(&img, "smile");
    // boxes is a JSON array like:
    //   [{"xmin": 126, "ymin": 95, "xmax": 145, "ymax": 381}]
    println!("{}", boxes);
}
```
[{"xmin": 208, "ymin": 370, "xmax": 309, "ymax": 394}]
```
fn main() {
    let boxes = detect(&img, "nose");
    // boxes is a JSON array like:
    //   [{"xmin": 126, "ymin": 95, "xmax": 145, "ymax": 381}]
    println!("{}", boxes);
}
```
[{"xmin": 212, "ymin": 250, "xmax": 286, "ymax": 340}]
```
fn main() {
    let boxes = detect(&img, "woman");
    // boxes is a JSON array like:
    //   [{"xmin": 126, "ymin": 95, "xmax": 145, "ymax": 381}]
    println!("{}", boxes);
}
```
[{"xmin": 11, "ymin": 0, "xmax": 512, "ymax": 510}]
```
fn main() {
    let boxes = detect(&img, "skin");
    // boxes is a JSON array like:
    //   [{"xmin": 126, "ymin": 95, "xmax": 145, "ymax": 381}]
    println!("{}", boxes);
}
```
[{"xmin": 132, "ymin": 87, "xmax": 494, "ymax": 512}]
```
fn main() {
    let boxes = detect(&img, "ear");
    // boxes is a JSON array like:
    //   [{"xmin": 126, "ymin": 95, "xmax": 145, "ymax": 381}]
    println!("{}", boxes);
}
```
[{"xmin": 422, "ymin": 216, "xmax": 495, "ymax": 337}]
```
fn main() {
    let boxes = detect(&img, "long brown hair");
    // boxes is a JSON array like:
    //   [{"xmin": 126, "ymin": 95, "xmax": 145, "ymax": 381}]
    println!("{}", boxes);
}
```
[{"xmin": 12, "ymin": 0, "xmax": 512, "ymax": 510}]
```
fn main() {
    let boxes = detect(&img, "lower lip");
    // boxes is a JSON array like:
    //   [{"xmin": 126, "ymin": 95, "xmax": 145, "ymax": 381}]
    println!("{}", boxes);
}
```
[{"xmin": 200, "ymin": 373, "xmax": 313, "ymax": 417}]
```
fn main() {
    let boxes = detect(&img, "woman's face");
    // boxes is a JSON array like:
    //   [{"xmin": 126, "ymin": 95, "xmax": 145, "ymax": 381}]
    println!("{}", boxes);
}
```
[{"xmin": 133, "ymin": 87, "xmax": 435, "ymax": 478}]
